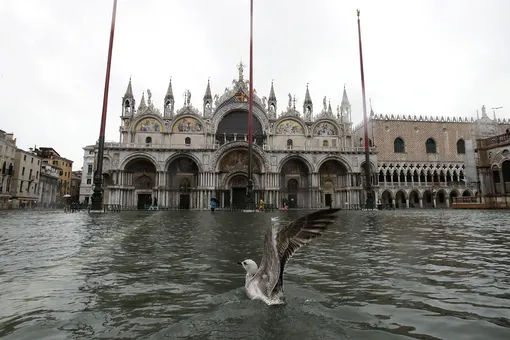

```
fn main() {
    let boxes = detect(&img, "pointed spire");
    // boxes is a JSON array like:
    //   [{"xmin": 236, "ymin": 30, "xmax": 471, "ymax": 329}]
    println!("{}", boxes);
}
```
[
  {"xmin": 138, "ymin": 91, "xmax": 147, "ymax": 112},
  {"xmin": 304, "ymin": 83, "xmax": 312, "ymax": 104},
  {"xmin": 124, "ymin": 76, "xmax": 134, "ymax": 98},
  {"xmin": 328, "ymin": 100, "xmax": 332, "ymax": 113},
  {"xmin": 165, "ymin": 77, "xmax": 174, "ymax": 100},
  {"xmin": 341, "ymin": 84, "xmax": 350, "ymax": 107},
  {"xmin": 269, "ymin": 80, "xmax": 276, "ymax": 100},
  {"xmin": 203, "ymin": 78, "xmax": 212, "ymax": 100}
]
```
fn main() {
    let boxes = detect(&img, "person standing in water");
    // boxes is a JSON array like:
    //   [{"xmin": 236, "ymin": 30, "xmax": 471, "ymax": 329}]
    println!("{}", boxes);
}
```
[{"xmin": 209, "ymin": 199, "xmax": 217, "ymax": 212}]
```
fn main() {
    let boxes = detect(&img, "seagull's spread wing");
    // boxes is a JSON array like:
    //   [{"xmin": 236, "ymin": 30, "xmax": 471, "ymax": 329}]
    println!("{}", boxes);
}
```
[
  {"xmin": 272, "ymin": 208, "xmax": 341, "ymax": 295},
  {"xmin": 253, "ymin": 227, "xmax": 280, "ymax": 297}
]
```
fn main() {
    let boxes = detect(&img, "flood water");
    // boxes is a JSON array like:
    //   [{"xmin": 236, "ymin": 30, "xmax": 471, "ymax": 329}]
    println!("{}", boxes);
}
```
[{"xmin": 1, "ymin": 209, "xmax": 510, "ymax": 339}]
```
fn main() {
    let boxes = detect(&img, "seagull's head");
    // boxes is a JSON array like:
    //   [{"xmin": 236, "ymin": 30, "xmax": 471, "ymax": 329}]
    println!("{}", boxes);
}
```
[{"xmin": 237, "ymin": 259, "xmax": 258, "ymax": 275}]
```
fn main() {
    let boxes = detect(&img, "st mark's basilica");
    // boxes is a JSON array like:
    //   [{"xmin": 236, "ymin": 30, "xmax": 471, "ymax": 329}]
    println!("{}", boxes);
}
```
[{"xmin": 79, "ymin": 63, "xmax": 376, "ymax": 209}]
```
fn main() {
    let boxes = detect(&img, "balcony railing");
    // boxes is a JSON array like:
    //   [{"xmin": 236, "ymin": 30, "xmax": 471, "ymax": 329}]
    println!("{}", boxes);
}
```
[
  {"xmin": 101, "ymin": 140, "xmax": 377, "ymax": 153},
  {"xmin": 477, "ymin": 132, "xmax": 510, "ymax": 150}
]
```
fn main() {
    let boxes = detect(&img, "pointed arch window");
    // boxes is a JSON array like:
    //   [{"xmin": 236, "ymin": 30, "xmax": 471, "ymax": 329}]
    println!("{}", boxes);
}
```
[
  {"xmin": 394, "ymin": 137, "xmax": 405, "ymax": 153},
  {"xmin": 425, "ymin": 138, "xmax": 437, "ymax": 153},
  {"xmin": 185, "ymin": 137, "xmax": 191, "ymax": 146},
  {"xmin": 456, "ymin": 139, "xmax": 465, "ymax": 154}
]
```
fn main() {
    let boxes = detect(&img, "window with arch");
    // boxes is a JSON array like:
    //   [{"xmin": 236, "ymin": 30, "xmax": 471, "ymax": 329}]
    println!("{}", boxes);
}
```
[
  {"xmin": 287, "ymin": 179, "xmax": 299, "ymax": 193},
  {"xmin": 322, "ymin": 140, "xmax": 329, "ymax": 147},
  {"xmin": 145, "ymin": 136, "xmax": 152, "ymax": 144},
  {"xmin": 185, "ymin": 137, "xmax": 191, "ymax": 146},
  {"xmin": 394, "ymin": 137, "xmax": 405, "ymax": 153},
  {"xmin": 456, "ymin": 139, "xmax": 465, "ymax": 154},
  {"xmin": 179, "ymin": 177, "xmax": 191, "ymax": 192},
  {"xmin": 425, "ymin": 138, "xmax": 437, "ymax": 153},
  {"xmin": 287, "ymin": 139, "xmax": 293, "ymax": 149}
]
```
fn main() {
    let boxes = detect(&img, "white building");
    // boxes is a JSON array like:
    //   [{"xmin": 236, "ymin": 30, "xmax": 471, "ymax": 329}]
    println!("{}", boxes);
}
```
[
  {"xmin": 39, "ymin": 162, "xmax": 60, "ymax": 208},
  {"xmin": 80, "ymin": 64, "xmax": 377, "ymax": 209},
  {"xmin": 0, "ymin": 130, "xmax": 16, "ymax": 209}
]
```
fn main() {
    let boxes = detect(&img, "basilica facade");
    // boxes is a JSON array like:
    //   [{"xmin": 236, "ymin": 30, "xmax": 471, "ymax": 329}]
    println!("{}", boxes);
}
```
[{"xmin": 79, "ymin": 64, "xmax": 376, "ymax": 209}]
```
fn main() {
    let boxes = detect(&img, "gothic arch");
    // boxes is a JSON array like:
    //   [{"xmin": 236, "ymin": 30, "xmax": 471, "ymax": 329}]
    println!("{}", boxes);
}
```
[
  {"xmin": 395, "ymin": 189, "xmax": 408, "ymax": 200},
  {"xmin": 311, "ymin": 119, "xmax": 340, "ymax": 137},
  {"xmin": 130, "ymin": 114, "xmax": 165, "ymax": 133},
  {"xmin": 462, "ymin": 189, "xmax": 473, "ymax": 196},
  {"xmin": 277, "ymin": 154, "xmax": 313, "ymax": 173},
  {"xmin": 120, "ymin": 153, "xmax": 160, "ymax": 171},
  {"xmin": 359, "ymin": 161, "xmax": 377, "ymax": 173},
  {"xmin": 212, "ymin": 102, "xmax": 269, "ymax": 134},
  {"xmin": 164, "ymin": 152, "xmax": 204, "ymax": 172},
  {"xmin": 315, "ymin": 155, "xmax": 352, "ymax": 173},
  {"xmin": 211, "ymin": 141, "xmax": 270, "ymax": 173},
  {"xmin": 171, "ymin": 114, "xmax": 205, "ymax": 134},
  {"xmin": 273, "ymin": 117, "xmax": 307, "ymax": 135},
  {"xmin": 220, "ymin": 170, "xmax": 260, "ymax": 189}
]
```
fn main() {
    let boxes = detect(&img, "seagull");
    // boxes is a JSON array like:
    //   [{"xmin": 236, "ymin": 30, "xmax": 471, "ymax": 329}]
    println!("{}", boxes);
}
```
[{"xmin": 238, "ymin": 208, "xmax": 341, "ymax": 305}]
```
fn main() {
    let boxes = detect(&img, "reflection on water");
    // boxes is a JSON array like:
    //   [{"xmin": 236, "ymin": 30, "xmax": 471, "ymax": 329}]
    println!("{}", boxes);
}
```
[{"xmin": 0, "ymin": 209, "xmax": 509, "ymax": 339}]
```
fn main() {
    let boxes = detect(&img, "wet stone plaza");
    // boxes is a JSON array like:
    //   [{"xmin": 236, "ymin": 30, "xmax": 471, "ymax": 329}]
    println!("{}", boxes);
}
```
[{"xmin": 1, "ymin": 209, "xmax": 510, "ymax": 339}]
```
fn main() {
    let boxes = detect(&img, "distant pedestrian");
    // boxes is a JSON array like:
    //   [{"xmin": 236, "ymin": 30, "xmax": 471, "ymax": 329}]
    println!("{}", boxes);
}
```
[{"xmin": 210, "ymin": 199, "xmax": 217, "ymax": 212}]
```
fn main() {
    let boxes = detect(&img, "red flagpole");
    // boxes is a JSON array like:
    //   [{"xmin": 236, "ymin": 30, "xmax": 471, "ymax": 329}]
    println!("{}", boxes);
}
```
[
  {"xmin": 246, "ymin": 0, "xmax": 255, "ymax": 209},
  {"xmin": 91, "ymin": 0, "xmax": 118, "ymax": 211},
  {"xmin": 248, "ymin": 0, "xmax": 253, "ymax": 147},
  {"xmin": 357, "ymin": 9, "xmax": 374, "ymax": 208}
]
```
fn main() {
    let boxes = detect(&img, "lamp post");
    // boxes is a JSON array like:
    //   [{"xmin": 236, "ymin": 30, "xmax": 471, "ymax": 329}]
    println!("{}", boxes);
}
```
[
  {"xmin": 357, "ymin": 9, "xmax": 374, "ymax": 209},
  {"xmin": 90, "ymin": 0, "xmax": 118, "ymax": 211}
]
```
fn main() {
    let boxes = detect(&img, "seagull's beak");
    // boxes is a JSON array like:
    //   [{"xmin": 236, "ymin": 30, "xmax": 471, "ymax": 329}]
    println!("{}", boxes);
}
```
[{"xmin": 237, "ymin": 261, "xmax": 242, "ymax": 265}]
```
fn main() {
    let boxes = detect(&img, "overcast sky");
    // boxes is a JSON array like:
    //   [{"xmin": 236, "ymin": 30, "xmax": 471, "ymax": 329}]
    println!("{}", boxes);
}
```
[{"xmin": 1, "ymin": 0, "xmax": 509, "ymax": 170}]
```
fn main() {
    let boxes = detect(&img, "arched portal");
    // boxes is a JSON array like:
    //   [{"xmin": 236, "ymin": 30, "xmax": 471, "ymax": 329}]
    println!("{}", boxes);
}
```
[
  {"xmin": 318, "ymin": 160, "xmax": 349, "ymax": 208},
  {"xmin": 217, "ymin": 148, "xmax": 264, "ymax": 210},
  {"xmin": 124, "ymin": 158, "xmax": 157, "ymax": 209},
  {"xmin": 380, "ymin": 190, "xmax": 393, "ymax": 205},
  {"xmin": 279, "ymin": 157, "xmax": 310, "ymax": 208},
  {"xmin": 503, "ymin": 160, "xmax": 510, "ymax": 194},
  {"xmin": 449, "ymin": 190, "xmax": 459, "ymax": 206},
  {"xmin": 409, "ymin": 190, "xmax": 419, "ymax": 208},
  {"xmin": 167, "ymin": 156, "xmax": 199, "ymax": 209},
  {"xmin": 215, "ymin": 110, "xmax": 266, "ymax": 146},
  {"xmin": 436, "ymin": 189, "xmax": 447, "ymax": 208},
  {"xmin": 423, "ymin": 190, "xmax": 434, "ymax": 208},
  {"xmin": 395, "ymin": 190, "xmax": 406, "ymax": 208}
]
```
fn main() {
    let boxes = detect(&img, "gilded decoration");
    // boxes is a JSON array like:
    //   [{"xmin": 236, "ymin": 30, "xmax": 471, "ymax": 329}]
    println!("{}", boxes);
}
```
[
  {"xmin": 219, "ymin": 150, "xmax": 261, "ymax": 173},
  {"xmin": 276, "ymin": 119, "xmax": 304, "ymax": 134},
  {"xmin": 234, "ymin": 91, "xmax": 249, "ymax": 103},
  {"xmin": 172, "ymin": 117, "xmax": 203, "ymax": 133},
  {"xmin": 314, "ymin": 122, "xmax": 338, "ymax": 136},
  {"xmin": 135, "ymin": 118, "xmax": 162, "ymax": 132}
]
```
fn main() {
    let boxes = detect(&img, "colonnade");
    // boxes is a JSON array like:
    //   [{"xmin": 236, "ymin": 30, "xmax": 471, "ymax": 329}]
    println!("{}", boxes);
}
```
[{"xmin": 102, "ymin": 169, "xmax": 365, "ymax": 209}]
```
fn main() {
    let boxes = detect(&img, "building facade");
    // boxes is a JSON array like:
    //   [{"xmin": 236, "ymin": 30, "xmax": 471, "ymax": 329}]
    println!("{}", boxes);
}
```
[
  {"xmin": 34, "ymin": 147, "xmax": 74, "ymax": 198},
  {"xmin": 38, "ymin": 163, "xmax": 60, "ymax": 208},
  {"xmin": 353, "ymin": 106, "xmax": 510, "ymax": 208},
  {"xmin": 0, "ymin": 130, "xmax": 16, "ymax": 209},
  {"xmin": 80, "ymin": 64, "xmax": 376, "ymax": 209},
  {"xmin": 476, "ymin": 129, "xmax": 510, "ymax": 208},
  {"xmin": 71, "ymin": 170, "xmax": 82, "ymax": 202},
  {"xmin": 10, "ymin": 149, "xmax": 42, "ymax": 208}
]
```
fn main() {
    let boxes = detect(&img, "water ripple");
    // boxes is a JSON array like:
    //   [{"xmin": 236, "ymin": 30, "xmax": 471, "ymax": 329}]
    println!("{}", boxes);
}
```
[{"xmin": 0, "ymin": 209, "xmax": 510, "ymax": 339}]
